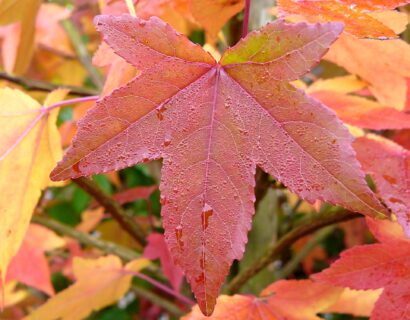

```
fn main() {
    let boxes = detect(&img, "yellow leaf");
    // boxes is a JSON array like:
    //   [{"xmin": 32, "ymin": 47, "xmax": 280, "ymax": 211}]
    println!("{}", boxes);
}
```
[
  {"xmin": 325, "ymin": 288, "xmax": 382, "ymax": 317},
  {"xmin": 24, "ymin": 256, "xmax": 150, "ymax": 320},
  {"xmin": 307, "ymin": 75, "xmax": 367, "ymax": 94},
  {"xmin": 0, "ymin": 0, "xmax": 43, "ymax": 74},
  {"xmin": 0, "ymin": 88, "xmax": 67, "ymax": 283}
]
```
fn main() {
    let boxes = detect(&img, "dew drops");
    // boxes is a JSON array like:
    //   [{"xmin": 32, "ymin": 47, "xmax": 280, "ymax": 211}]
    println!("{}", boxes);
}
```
[
  {"xmin": 156, "ymin": 105, "xmax": 167, "ymax": 120},
  {"xmin": 175, "ymin": 226, "xmax": 184, "ymax": 248},
  {"xmin": 73, "ymin": 162, "xmax": 80, "ymax": 173},
  {"xmin": 201, "ymin": 203, "xmax": 214, "ymax": 230},
  {"xmin": 163, "ymin": 137, "xmax": 171, "ymax": 147},
  {"xmin": 139, "ymin": 20, "xmax": 146, "ymax": 26},
  {"xmin": 160, "ymin": 195, "xmax": 167, "ymax": 205},
  {"xmin": 383, "ymin": 174, "xmax": 397, "ymax": 185}
]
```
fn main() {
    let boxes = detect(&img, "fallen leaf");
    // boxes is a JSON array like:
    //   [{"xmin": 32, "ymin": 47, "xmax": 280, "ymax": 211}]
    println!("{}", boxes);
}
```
[
  {"xmin": 0, "ymin": 88, "xmax": 67, "ymax": 284},
  {"xmin": 182, "ymin": 279, "xmax": 342, "ymax": 319},
  {"xmin": 51, "ymin": 16, "xmax": 387, "ymax": 315},
  {"xmin": 24, "ymin": 256, "xmax": 150, "ymax": 320}
]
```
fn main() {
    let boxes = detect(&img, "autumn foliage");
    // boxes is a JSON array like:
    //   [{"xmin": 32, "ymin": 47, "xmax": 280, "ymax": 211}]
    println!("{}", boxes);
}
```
[{"xmin": 1, "ymin": 0, "xmax": 410, "ymax": 319}]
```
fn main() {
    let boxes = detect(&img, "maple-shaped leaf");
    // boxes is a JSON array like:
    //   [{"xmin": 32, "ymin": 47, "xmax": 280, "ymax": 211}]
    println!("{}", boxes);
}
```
[
  {"xmin": 51, "ymin": 15, "xmax": 387, "ymax": 315},
  {"xmin": 5, "ymin": 224, "xmax": 65, "ymax": 296},
  {"xmin": 313, "ymin": 218, "xmax": 410, "ymax": 320},
  {"xmin": 0, "ymin": 88, "xmax": 67, "ymax": 285},
  {"xmin": 277, "ymin": 0, "xmax": 408, "ymax": 39},
  {"xmin": 144, "ymin": 233, "xmax": 184, "ymax": 291},
  {"xmin": 182, "ymin": 279, "xmax": 342, "ymax": 319},
  {"xmin": 353, "ymin": 135, "xmax": 410, "ymax": 237},
  {"xmin": 24, "ymin": 256, "xmax": 150, "ymax": 320},
  {"xmin": 310, "ymin": 91, "xmax": 410, "ymax": 130}
]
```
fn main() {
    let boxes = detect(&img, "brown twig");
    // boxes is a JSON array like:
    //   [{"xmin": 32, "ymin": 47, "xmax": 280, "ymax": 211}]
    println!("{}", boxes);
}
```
[
  {"xmin": 0, "ymin": 71, "xmax": 99, "ymax": 96},
  {"xmin": 224, "ymin": 209, "xmax": 360, "ymax": 294},
  {"xmin": 32, "ymin": 215, "xmax": 139, "ymax": 262},
  {"xmin": 61, "ymin": 19, "xmax": 104, "ymax": 90},
  {"xmin": 131, "ymin": 286, "xmax": 187, "ymax": 317},
  {"xmin": 31, "ymin": 216, "xmax": 185, "ymax": 316},
  {"xmin": 73, "ymin": 177, "xmax": 147, "ymax": 246}
]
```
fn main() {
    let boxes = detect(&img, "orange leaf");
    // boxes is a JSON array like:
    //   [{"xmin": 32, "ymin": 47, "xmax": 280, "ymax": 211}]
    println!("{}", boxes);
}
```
[
  {"xmin": 0, "ymin": 88, "xmax": 67, "ymax": 284},
  {"xmin": 278, "ymin": 0, "xmax": 398, "ymax": 39},
  {"xmin": 182, "ymin": 279, "xmax": 342, "ymax": 319},
  {"xmin": 24, "ymin": 256, "xmax": 150, "ymax": 320}
]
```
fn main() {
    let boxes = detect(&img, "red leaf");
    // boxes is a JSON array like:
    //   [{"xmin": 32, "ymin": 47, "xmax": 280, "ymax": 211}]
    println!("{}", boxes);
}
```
[
  {"xmin": 311, "ymin": 91, "xmax": 410, "ymax": 130},
  {"xmin": 143, "ymin": 233, "xmax": 184, "ymax": 291},
  {"xmin": 182, "ymin": 279, "xmax": 342, "ymax": 319},
  {"xmin": 313, "ymin": 218, "xmax": 410, "ymax": 320},
  {"xmin": 113, "ymin": 185, "xmax": 156, "ymax": 204},
  {"xmin": 51, "ymin": 15, "xmax": 387, "ymax": 315},
  {"xmin": 353, "ymin": 135, "xmax": 410, "ymax": 237},
  {"xmin": 5, "ymin": 224, "xmax": 65, "ymax": 296}
]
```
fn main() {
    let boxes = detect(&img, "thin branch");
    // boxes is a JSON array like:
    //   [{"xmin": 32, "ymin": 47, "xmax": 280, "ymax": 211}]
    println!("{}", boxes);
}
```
[
  {"xmin": 274, "ymin": 225, "xmax": 335, "ymax": 280},
  {"xmin": 0, "ymin": 71, "xmax": 99, "ymax": 96},
  {"xmin": 61, "ymin": 19, "xmax": 104, "ymax": 90},
  {"xmin": 44, "ymin": 95, "xmax": 99, "ymax": 112},
  {"xmin": 132, "ymin": 286, "xmax": 187, "ymax": 317},
  {"xmin": 124, "ymin": 271, "xmax": 195, "ymax": 306},
  {"xmin": 224, "ymin": 209, "xmax": 360, "ymax": 294},
  {"xmin": 32, "ymin": 216, "xmax": 186, "ymax": 316},
  {"xmin": 73, "ymin": 177, "xmax": 147, "ymax": 246},
  {"xmin": 32, "ymin": 215, "xmax": 139, "ymax": 262},
  {"xmin": 242, "ymin": 0, "xmax": 252, "ymax": 37}
]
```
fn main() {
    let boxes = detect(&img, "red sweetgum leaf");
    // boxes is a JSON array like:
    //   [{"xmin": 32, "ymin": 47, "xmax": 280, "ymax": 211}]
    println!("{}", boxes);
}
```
[
  {"xmin": 5, "ymin": 224, "xmax": 65, "ymax": 296},
  {"xmin": 182, "ymin": 279, "xmax": 342, "ymax": 319},
  {"xmin": 312, "ymin": 218, "xmax": 410, "ymax": 320},
  {"xmin": 51, "ymin": 15, "xmax": 387, "ymax": 315},
  {"xmin": 311, "ymin": 91, "xmax": 410, "ymax": 130},
  {"xmin": 144, "ymin": 233, "xmax": 184, "ymax": 291},
  {"xmin": 353, "ymin": 135, "xmax": 410, "ymax": 237},
  {"xmin": 277, "ymin": 0, "xmax": 400, "ymax": 39}
]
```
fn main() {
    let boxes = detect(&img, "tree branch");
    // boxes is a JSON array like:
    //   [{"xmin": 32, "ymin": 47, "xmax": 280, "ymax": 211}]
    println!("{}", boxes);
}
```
[
  {"xmin": 32, "ymin": 215, "xmax": 139, "ymax": 262},
  {"xmin": 274, "ymin": 225, "xmax": 335, "ymax": 280},
  {"xmin": 32, "ymin": 216, "xmax": 186, "ymax": 317},
  {"xmin": 224, "ymin": 209, "xmax": 360, "ymax": 294},
  {"xmin": 72, "ymin": 177, "xmax": 147, "ymax": 246},
  {"xmin": 132, "ymin": 286, "xmax": 187, "ymax": 317},
  {"xmin": 0, "ymin": 71, "xmax": 99, "ymax": 96},
  {"xmin": 61, "ymin": 19, "xmax": 104, "ymax": 90}
]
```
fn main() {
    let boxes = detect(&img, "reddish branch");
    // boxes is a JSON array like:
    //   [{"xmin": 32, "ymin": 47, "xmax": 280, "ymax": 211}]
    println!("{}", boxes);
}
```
[{"xmin": 73, "ymin": 177, "xmax": 147, "ymax": 246}]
